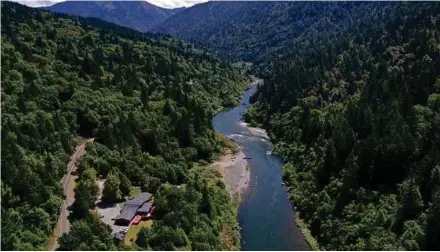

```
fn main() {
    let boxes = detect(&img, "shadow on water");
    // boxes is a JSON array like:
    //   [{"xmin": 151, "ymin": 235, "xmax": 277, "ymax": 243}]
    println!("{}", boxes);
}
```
[{"xmin": 212, "ymin": 79, "xmax": 310, "ymax": 251}]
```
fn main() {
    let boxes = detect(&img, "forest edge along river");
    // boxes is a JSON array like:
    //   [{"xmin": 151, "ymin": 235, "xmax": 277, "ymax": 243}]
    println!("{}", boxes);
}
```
[{"xmin": 212, "ymin": 78, "xmax": 311, "ymax": 251}]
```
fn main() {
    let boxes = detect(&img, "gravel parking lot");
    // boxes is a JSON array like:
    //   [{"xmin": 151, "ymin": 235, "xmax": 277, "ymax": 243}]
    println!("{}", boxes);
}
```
[
  {"xmin": 96, "ymin": 179, "xmax": 126, "ymax": 235},
  {"xmin": 96, "ymin": 201, "xmax": 126, "ymax": 235}
]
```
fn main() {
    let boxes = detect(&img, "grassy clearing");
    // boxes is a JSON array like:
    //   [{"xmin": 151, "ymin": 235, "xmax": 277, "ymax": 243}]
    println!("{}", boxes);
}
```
[
  {"xmin": 231, "ymin": 194, "xmax": 240, "ymax": 215},
  {"xmin": 123, "ymin": 220, "xmax": 153, "ymax": 246}
]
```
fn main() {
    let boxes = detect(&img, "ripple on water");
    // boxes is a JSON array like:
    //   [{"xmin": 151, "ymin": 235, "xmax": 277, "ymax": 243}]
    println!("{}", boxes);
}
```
[
  {"xmin": 213, "ymin": 79, "xmax": 311, "ymax": 251},
  {"xmin": 227, "ymin": 133, "xmax": 244, "ymax": 139}
]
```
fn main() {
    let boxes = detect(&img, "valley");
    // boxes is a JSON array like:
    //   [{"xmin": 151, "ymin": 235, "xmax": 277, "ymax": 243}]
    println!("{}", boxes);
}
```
[
  {"xmin": 2, "ymin": 1, "xmax": 440, "ymax": 251},
  {"xmin": 213, "ymin": 79, "xmax": 311, "ymax": 250}
]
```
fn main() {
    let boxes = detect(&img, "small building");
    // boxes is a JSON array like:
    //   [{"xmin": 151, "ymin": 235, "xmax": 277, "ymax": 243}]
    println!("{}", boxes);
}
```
[
  {"xmin": 125, "ymin": 192, "xmax": 152, "ymax": 205},
  {"xmin": 137, "ymin": 202, "xmax": 153, "ymax": 215},
  {"xmin": 114, "ymin": 205, "xmax": 139, "ymax": 225},
  {"xmin": 114, "ymin": 192, "xmax": 153, "ymax": 226}
]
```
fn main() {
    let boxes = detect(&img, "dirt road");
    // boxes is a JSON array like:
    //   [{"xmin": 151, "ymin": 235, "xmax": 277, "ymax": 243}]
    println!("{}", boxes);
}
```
[{"xmin": 48, "ymin": 138, "xmax": 94, "ymax": 250}]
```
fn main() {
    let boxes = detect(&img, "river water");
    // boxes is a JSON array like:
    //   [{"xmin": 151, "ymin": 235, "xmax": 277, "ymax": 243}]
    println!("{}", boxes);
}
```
[{"xmin": 212, "ymin": 79, "xmax": 310, "ymax": 251}]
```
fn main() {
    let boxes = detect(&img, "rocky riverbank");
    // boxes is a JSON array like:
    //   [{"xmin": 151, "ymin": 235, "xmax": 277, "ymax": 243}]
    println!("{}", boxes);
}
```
[{"xmin": 210, "ymin": 147, "xmax": 250, "ymax": 202}]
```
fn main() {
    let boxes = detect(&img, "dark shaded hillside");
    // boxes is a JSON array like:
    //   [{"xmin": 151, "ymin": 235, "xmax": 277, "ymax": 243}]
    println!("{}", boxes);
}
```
[
  {"xmin": 1, "ymin": 2, "xmax": 248, "ymax": 250},
  {"xmin": 47, "ymin": 1, "xmax": 183, "ymax": 32},
  {"xmin": 154, "ymin": 1, "xmax": 421, "ymax": 62},
  {"xmin": 245, "ymin": 2, "xmax": 440, "ymax": 250}
]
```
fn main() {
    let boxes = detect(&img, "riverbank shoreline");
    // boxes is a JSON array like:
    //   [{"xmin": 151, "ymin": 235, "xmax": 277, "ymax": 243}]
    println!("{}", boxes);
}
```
[
  {"xmin": 241, "ymin": 121, "xmax": 320, "ymax": 250},
  {"xmin": 213, "ymin": 76, "xmax": 311, "ymax": 250},
  {"xmin": 239, "ymin": 121, "xmax": 270, "ymax": 140},
  {"xmin": 210, "ymin": 146, "xmax": 250, "ymax": 202},
  {"xmin": 293, "ymin": 212, "xmax": 320, "ymax": 251},
  {"xmin": 210, "ymin": 140, "xmax": 250, "ymax": 251}
]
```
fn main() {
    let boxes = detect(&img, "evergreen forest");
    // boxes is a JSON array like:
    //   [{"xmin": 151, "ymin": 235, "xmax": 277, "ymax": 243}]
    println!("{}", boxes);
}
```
[
  {"xmin": 245, "ymin": 3, "xmax": 440, "ymax": 250},
  {"xmin": 2, "ymin": 1, "xmax": 440, "ymax": 251},
  {"xmin": 1, "ymin": 2, "xmax": 248, "ymax": 250}
]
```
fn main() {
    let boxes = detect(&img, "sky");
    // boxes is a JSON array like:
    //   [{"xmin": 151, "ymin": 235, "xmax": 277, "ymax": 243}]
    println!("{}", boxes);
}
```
[{"xmin": 12, "ymin": 0, "xmax": 207, "ymax": 9}]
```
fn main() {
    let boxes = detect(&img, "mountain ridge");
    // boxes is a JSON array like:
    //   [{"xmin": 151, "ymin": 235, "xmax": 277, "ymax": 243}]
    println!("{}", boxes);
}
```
[
  {"xmin": 46, "ymin": 1, "xmax": 184, "ymax": 32},
  {"xmin": 153, "ymin": 1, "xmax": 426, "ymax": 62}
]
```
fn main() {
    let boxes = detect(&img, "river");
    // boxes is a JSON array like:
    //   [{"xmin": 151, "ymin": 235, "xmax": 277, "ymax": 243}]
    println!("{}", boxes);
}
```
[{"xmin": 212, "ymin": 78, "xmax": 310, "ymax": 251}]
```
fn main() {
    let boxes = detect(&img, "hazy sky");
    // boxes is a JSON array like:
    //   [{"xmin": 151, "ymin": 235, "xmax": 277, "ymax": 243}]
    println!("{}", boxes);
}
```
[{"xmin": 13, "ymin": 0, "xmax": 207, "ymax": 9}]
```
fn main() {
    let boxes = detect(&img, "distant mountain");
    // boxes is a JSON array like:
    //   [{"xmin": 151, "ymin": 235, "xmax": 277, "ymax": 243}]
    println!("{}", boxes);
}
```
[
  {"xmin": 14, "ymin": 0, "xmax": 60, "ymax": 7},
  {"xmin": 46, "ymin": 1, "xmax": 183, "ymax": 32},
  {"xmin": 153, "ymin": 1, "xmax": 418, "ymax": 62},
  {"xmin": 152, "ymin": 1, "xmax": 273, "ymax": 61}
]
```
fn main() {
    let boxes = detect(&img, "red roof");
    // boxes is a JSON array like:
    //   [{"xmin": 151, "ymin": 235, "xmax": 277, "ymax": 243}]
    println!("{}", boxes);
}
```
[{"xmin": 131, "ymin": 215, "xmax": 142, "ymax": 225}]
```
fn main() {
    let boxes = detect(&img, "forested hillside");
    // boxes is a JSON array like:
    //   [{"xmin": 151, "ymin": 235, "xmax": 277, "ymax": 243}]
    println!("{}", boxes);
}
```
[
  {"xmin": 245, "ymin": 3, "xmax": 440, "ymax": 250},
  {"xmin": 154, "ymin": 2, "xmax": 421, "ymax": 62},
  {"xmin": 47, "ymin": 1, "xmax": 184, "ymax": 32},
  {"xmin": 1, "ymin": 2, "xmax": 248, "ymax": 250}
]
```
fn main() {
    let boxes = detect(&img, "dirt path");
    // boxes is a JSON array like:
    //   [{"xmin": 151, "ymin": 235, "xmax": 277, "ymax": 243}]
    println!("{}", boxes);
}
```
[
  {"xmin": 47, "ymin": 137, "xmax": 94, "ymax": 250},
  {"xmin": 210, "ymin": 148, "xmax": 250, "ymax": 201}
]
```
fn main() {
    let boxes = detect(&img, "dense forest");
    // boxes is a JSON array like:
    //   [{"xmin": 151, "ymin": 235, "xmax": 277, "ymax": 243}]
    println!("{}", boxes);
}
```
[
  {"xmin": 1, "ymin": 2, "xmax": 249, "ymax": 250},
  {"xmin": 3, "ymin": 0, "xmax": 440, "ymax": 251},
  {"xmin": 245, "ymin": 2, "xmax": 440, "ymax": 250},
  {"xmin": 154, "ymin": 2, "xmax": 424, "ymax": 62}
]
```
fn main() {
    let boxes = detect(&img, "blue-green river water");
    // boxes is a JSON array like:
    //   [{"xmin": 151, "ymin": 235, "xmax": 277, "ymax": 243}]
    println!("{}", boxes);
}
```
[{"xmin": 212, "ymin": 79, "xmax": 310, "ymax": 251}]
